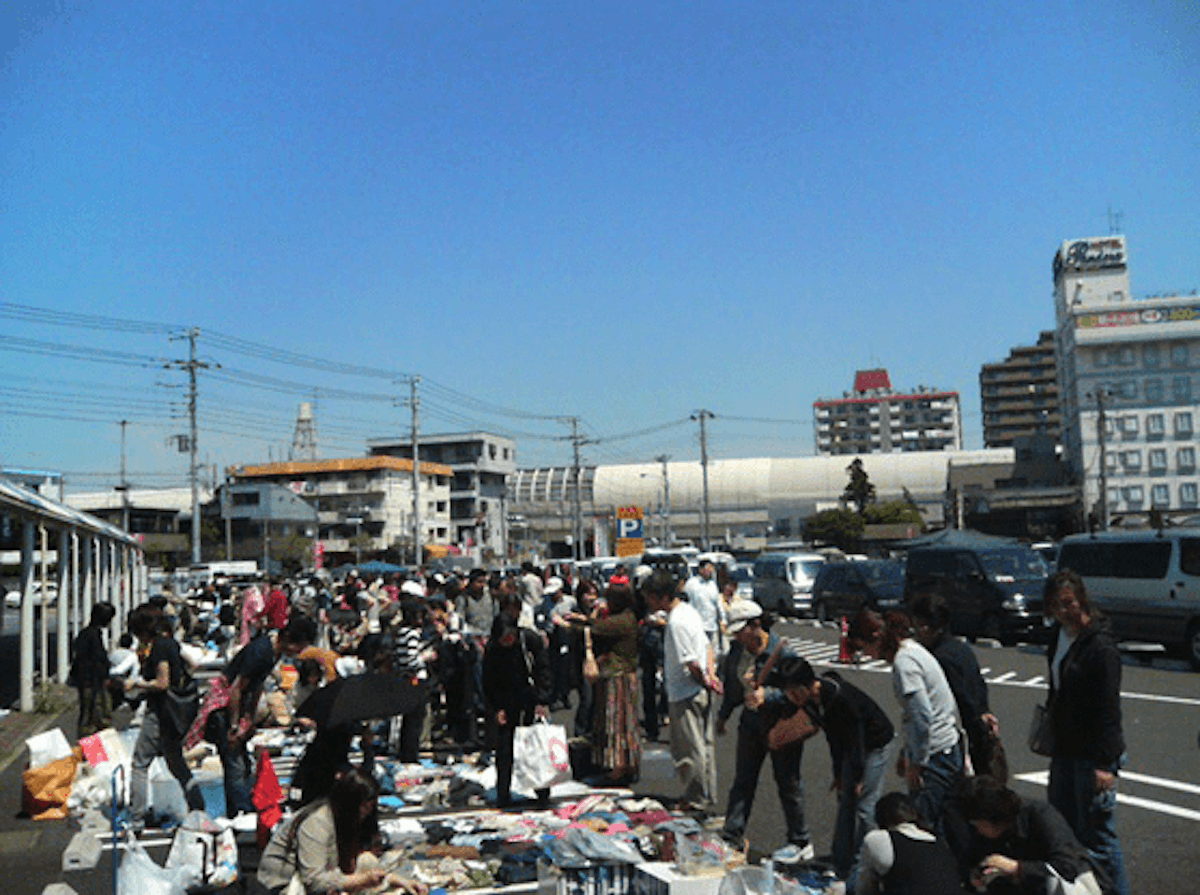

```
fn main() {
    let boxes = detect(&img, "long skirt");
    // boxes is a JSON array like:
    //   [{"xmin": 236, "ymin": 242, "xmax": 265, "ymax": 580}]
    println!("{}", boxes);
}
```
[{"xmin": 593, "ymin": 671, "xmax": 641, "ymax": 775}]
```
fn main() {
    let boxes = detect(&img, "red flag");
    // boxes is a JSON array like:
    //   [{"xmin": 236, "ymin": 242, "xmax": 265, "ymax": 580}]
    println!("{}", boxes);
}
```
[{"xmin": 253, "ymin": 749, "xmax": 284, "ymax": 849}]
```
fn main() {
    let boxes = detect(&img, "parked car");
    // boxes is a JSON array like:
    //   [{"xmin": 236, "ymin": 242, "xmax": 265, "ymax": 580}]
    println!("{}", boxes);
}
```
[
  {"xmin": 1058, "ymin": 528, "xmax": 1200, "ymax": 669},
  {"xmin": 752, "ymin": 551, "xmax": 826, "ymax": 616},
  {"xmin": 4, "ymin": 581, "xmax": 58, "ymax": 609},
  {"xmin": 728, "ymin": 561, "xmax": 755, "ymax": 602},
  {"xmin": 811, "ymin": 559, "xmax": 905, "ymax": 623},
  {"xmin": 904, "ymin": 543, "xmax": 1047, "ymax": 644}
]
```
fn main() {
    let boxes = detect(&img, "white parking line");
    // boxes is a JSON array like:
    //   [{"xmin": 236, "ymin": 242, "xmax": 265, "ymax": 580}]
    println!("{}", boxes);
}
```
[
  {"xmin": 791, "ymin": 639, "xmax": 1200, "ymax": 707},
  {"xmin": 1012, "ymin": 771, "xmax": 1200, "ymax": 822},
  {"xmin": 1121, "ymin": 771, "xmax": 1200, "ymax": 796}
]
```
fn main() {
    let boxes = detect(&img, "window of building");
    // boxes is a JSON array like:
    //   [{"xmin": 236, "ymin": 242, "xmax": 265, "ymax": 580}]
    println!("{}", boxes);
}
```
[
  {"xmin": 1171, "ymin": 343, "xmax": 1190, "ymax": 367},
  {"xmin": 1118, "ymin": 346, "xmax": 1135, "ymax": 366},
  {"xmin": 1120, "ymin": 415, "xmax": 1139, "ymax": 435},
  {"xmin": 1182, "ymin": 483, "xmax": 1199, "ymax": 507},
  {"xmin": 1178, "ymin": 447, "xmax": 1196, "ymax": 471},
  {"xmin": 1147, "ymin": 413, "xmax": 1165, "ymax": 435},
  {"xmin": 1173, "ymin": 376, "xmax": 1192, "ymax": 402},
  {"xmin": 1146, "ymin": 379, "xmax": 1164, "ymax": 403},
  {"xmin": 232, "ymin": 492, "xmax": 260, "ymax": 506},
  {"xmin": 1104, "ymin": 417, "xmax": 1116, "ymax": 437},
  {"xmin": 1149, "ymin": 449, "xmax": 1168, "ymax": 472},
  {"xmin": 1117, "ymin": 380, "xmax": 1137, "ymax": 400},
  {"xmin": 489, "ymin": 444, "xmax": 497, "ymax": 460},
  {"xmin": 1122, "ymin": 450, "xmax": 1141, "ymax": 470},
  {"xmin": 1094, "ymin": 348, "xmax": 1109, "ymax": 368},
  {"xmin": 436, "ymin": 501, "xmax": 447, "ymax": 513},
  {"xmin": 1144, "ymin": 344, "xmax": 1161, "ymax": 368},
  {"xmin": 1105, "ymin": 451, "xmax": 1119, "ymax": 472},
  {"xmin": 1124, "ymin": 485, "xmax": 1144, "ymax": 504},
  {"xmin": 1152, "ymin": 484, "xmax": 1170, "ymax": 508},
  {"xmin": 1107, "ymin": 487, "xmax": 1121, "ymax": 506}
]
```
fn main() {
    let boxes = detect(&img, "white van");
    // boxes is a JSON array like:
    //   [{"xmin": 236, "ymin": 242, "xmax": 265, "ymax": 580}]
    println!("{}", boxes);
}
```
[
  {"xmin": 752, "ymin": 551, "xmax": 827, "ymax": 616},
  {"xmin": 1057, "ymin": 528, "xmax": 1200, "ymax": 668}
]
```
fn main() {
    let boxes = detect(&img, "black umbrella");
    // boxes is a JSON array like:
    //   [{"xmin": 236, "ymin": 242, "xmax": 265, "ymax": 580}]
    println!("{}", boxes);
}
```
[{"xmin": 297, "ymin": 673, "xmax": 428, "ymax": 728}]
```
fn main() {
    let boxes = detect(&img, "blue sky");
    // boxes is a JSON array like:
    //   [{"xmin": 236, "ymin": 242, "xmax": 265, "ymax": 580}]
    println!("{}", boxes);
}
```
[{"xmin": 1, "ymin": 1, "xmax": 1197, "ymax": 492}]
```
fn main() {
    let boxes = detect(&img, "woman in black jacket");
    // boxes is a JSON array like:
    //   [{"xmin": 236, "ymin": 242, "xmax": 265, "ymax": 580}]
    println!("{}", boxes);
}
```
[
  {"xmin": 71, "ymin": 602, "xmax": 117, "ymax": 737},
  {"xmin": 953, "ymin": 776, "xmax": 1113, "ymax": 895},
  {"xmin": 482, "ymin": 612, "xmax": 552, "ymax": 807},
  {"xmin": 1042, "ymin": 570, "xmax": 1128, "ymax": 895}
]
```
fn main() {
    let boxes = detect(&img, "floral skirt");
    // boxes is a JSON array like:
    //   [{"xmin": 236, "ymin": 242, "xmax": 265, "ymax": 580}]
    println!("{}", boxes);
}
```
[{"xmin": 593, "ymin": 671, "xmax": 641, "ymax": 774}]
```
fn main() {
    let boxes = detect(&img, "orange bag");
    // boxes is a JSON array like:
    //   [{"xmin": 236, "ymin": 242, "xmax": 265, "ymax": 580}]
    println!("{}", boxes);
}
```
[{"xmin": 22, "ymin": 750, "xmax": 80, "ymax": 820}]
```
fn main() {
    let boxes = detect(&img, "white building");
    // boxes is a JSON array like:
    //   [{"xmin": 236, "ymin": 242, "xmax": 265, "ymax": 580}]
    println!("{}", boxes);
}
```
[
  {"xmin": 228, "ymin": 457, "xmax": 454, "ymax": 562},
  {"xmin": 1054, "ymin": 235, "xmax": 1200, "ymax": 524}
]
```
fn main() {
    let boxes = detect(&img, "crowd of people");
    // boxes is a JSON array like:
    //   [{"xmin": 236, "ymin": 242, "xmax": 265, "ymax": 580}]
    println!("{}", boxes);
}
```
[{"xmin": 67, "ymin": 559, "xmax": 1129, "ymax": 895}]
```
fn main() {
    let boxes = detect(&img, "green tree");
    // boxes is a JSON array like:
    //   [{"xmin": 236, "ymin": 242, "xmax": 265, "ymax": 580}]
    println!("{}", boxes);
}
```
[
  {"xmin": 802, "ymin": 508, "xmax": 865, "ymax": 551},
  {"xmin": 842, "ymin": 458, "xmax": 876, "ymax": 512},
  {"xmin": 862, "ymin": 500, "xmax": 924, "ymax": 526}
]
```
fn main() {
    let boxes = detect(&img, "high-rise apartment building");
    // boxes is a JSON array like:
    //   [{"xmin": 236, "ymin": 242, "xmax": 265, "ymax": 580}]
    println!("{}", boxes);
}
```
[
  {"xmin": 980, "ymin": 331, "xmax": 1061, "ymax": 448},
  {"xmin": 1053, "ymin": 235, "xmax": 1200, "ymax": 524},
  {"xmin": 814, "ymin": 369, "xmax": 963, "ymax": 456}
]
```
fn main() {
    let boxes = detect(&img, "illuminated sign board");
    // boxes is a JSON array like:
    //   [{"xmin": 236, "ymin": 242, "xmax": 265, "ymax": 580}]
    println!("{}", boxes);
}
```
[{"xmin": 1055, "ymin": 236, "xmax": 1126, "ymax": 275}]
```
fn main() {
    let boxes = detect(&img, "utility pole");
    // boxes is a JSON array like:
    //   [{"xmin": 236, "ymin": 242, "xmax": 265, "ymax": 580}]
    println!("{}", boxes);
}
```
[
  {"xmin": 1096, "ymin": 389, "xmax": 1110, "ymax": 531},
  {"xmin": 166, "ymin": 329, "xmax": 213, "ymax": 566},
  {"xmin": 560, "ymin": 418, "xmax": 596, "ymax": 561},
  {"xmin": 655, "ymin": 454, "xmax": 672, "ymax": 546},
  {"xmin": 691, "ymin": 410, "xmax": 714, "ymax": 549},
  {"xmin": 118, "ymin": 420, "xmax": 130, "ymax": 532},
  {"xmin": 411, "ymin": 376, "xmax": 421, "ymax": 568}
]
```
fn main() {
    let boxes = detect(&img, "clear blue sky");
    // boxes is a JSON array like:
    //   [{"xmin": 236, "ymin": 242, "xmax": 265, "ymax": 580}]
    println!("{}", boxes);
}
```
[{"xmin": 2, "ymin": 1, "xmax": 1197, "ymax": 491}]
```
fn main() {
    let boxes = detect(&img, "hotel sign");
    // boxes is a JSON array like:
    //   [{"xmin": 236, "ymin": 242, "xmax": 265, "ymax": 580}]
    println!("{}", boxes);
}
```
[
  {"xmin": 1055, "ymin": 236, "xmax": 1126, "ymax": 274},
  {"xmin": 1077, "ymin": 305, "xmax": 1200, "ymax": 329}
]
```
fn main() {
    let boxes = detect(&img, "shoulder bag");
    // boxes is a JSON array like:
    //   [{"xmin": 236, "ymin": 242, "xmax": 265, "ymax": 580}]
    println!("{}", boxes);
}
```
[
  {"xmin": 582, "ymin": 627, "xmax": 601, "ymax": 684},
  {"xmin": 1028, "ymin": 700, "xmax": 1054, "ymax": 757}
]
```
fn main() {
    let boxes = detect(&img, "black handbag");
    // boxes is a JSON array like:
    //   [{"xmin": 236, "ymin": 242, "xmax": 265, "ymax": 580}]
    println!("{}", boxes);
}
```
[
  {"xmin": 1028, "ymin": 701, "xmax": 1054, "ymax": 757},
  {"xmin": 161, "ymin": 673, "xmax": 200, "ymax": 740}
]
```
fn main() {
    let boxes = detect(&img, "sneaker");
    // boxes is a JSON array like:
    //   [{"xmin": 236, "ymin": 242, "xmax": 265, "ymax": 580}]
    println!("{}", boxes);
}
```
[{"xmin": 772, "ymin": 842, "xmax": 815, "ymax": 864}]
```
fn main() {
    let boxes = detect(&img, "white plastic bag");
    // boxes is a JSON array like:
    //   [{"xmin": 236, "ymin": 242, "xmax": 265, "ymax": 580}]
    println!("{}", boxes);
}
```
[
  {"xmin": 165, "ymin": 809, "xmax": 239, "ymax": 891},
  {"xmin": 512, "ymin": 721, "xmax": 571, "ymax": 794},
  {"xmin": 26, "ymin": 728, "xmax": 72, "ymax": 770},
  {"xmin": 118, "ymin": 836, "xmax": 188, "ymax": 895}
]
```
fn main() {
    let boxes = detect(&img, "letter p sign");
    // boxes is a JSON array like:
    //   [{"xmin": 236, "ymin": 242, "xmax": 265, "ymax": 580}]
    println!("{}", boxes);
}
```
[{"xmin": 617, "ymin": 517, "xmax": 643, "ymax": 540}]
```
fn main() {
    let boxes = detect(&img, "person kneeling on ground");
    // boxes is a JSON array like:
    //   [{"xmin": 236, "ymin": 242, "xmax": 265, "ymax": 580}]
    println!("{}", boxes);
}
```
[
  {"xmin": 949, "ymin": 776, "xmax": 1114, "ymax": 895},
  {"xmin": 852, "ymin": 792, "xmax": 966, "ymax": 895},
  {"xmin": 256, "ymin": 766, "xmax": 426, "ymax": 895}
]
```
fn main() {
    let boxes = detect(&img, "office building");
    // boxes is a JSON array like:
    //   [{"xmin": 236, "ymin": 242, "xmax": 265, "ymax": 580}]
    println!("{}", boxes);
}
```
[
  {"xmin": 980, "ymin": 331, "xmax": 1061, "ymax": 448},
  {"xmin": 814, "ymin": 369, "xmax": 963, "ymax": 456}
]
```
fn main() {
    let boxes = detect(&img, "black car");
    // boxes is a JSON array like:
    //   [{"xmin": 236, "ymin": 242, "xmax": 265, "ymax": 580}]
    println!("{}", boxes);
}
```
[{"xmin": 811, "ymin": 560, "xmax": 906, "ymax": 624}]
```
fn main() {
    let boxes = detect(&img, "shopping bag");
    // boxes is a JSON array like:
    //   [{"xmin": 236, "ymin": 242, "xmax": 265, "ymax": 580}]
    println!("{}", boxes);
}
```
[
  {"xmin": 165, "ymin": 809, "xmax": 239, "ymax": 891},
  {"xmin": 119, "ymin": 836, "xmax": 188, "ymax": 895},
  {"xmin": 22, "ymin": 751, "xmax": 80, "ymax": 820},
  {"xmin": 512, "ymin": 721, "xmax": 572, "ymax": 793}
]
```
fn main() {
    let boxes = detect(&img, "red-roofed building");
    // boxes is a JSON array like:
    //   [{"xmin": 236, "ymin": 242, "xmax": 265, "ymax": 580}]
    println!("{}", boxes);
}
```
[{"xmin": 814, "ymin": 369, "xmax": 962, "ymax": 456}]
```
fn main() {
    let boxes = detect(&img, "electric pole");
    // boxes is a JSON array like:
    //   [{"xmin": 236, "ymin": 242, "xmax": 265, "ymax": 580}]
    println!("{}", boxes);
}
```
[
  {"xmin": 1096, "ymin": 389, "xmax": 1110, "ymax": 531},
  {"xmin": 166, "ymin": 329, "xmax": 214, "ymax": 566},
  {"xmin": 560, "ymin": 418, "xmax": 596, "ymax": 561},
  {"xmin": 118, "ymin": 420, "xmax": 129, "ymax": 533},
  {"xmin": 411, "ymin": 376, "xmax": 421, "ymax": 567},
  {"xmin": 692, "ymin": 410, "xmax": 714, "ymax": 549},
  {"xmin": 655, "ymin": 454, "xmax": 672, "ymax": 545}
]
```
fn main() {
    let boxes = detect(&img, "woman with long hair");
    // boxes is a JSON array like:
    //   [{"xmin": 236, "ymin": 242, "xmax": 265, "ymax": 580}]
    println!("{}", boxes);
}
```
[
  {"xmin": 1041, "ymin": 570, "xmax": 1128, "ymax": 895},
  {"xmin": 258, "ymin": 767, "xmax": 420, "ymax": 894},
  {"xmin": 848, "ymin": 608, "xmax": 963, "ymax": 835},
  {"xmin": 577, "ymin": 584, "xmax": 641, "ymax": 783}
]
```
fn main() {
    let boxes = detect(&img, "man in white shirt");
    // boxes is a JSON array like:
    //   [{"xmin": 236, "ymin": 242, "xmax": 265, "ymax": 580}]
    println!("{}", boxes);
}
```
[
  {"xmin": 684, "ymin": 560, "xmax": 722, "ymax": 654},
  {"xmin": 646, "ymin": 571, "xmax": 722, "ymax": 812}
]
